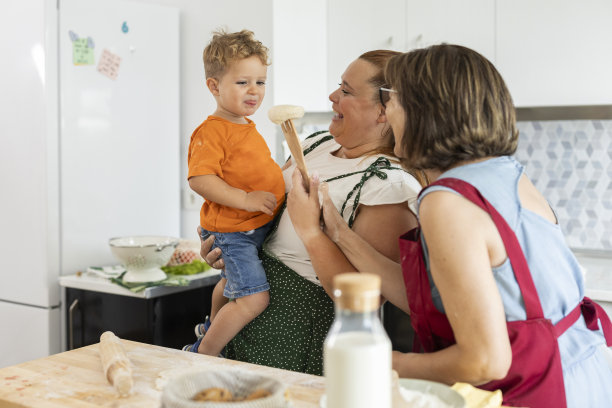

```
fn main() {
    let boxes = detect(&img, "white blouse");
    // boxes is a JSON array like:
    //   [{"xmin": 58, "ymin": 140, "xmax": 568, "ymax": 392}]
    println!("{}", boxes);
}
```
[{"xmin": 265, "ymin": 132, "xmax": 422, "ymax": 286}]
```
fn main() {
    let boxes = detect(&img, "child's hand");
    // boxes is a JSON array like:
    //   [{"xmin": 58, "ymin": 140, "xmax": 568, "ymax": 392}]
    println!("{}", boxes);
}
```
[{"xmin": 243, "ymin": 191, "xmax": 277, "ymax": 215}]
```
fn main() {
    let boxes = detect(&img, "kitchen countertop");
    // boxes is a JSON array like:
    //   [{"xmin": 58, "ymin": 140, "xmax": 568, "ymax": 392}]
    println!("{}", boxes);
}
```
[
  {"xmin": 59, "ymin": 268, "xmax": 221, "ymax": 299},
  {"xmin": 575, "ymin": 252, "xmax": 612, "ymax": 303},
  {"xmin": 0, "ymin": 340, "xmax": 325, "ymax": 407},
  {"xmin": 57, "ymin": 252, "xmax": 611, "ymax": 302}
]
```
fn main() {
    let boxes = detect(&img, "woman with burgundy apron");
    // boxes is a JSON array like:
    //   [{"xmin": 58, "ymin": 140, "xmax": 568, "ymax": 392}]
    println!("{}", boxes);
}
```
[
  {"xmin": 287, "ymin": 44, "xmax": 612, "ymax": 407},
  {"xmin": 384, "ymin": 46, "xmax": 612, "ymax": 407}
]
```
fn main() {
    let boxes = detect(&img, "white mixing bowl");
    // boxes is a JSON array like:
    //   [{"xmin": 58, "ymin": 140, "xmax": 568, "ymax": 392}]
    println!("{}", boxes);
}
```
[{"xmin": 109, "ymin": 236, "xmax": 179, "ymax": 283}]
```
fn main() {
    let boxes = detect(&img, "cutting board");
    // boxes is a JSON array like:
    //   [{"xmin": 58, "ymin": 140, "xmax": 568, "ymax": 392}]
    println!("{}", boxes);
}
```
[{"xmin": 0, "ymin": 340, "xmax": 325, "ymax": 407}]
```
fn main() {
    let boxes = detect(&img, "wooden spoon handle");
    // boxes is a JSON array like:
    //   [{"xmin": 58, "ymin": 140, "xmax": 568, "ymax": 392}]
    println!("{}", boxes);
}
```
[{"xmin": 281, "ymin": 119, "xmax": 309, "ymax": 189}]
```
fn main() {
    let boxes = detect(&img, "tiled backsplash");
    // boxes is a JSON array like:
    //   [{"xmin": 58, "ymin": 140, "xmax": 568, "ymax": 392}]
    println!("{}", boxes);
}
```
[
  {"xmin": 288, "ymin": 115, "xmax": 612, "ymax": 252},
  {"xmin": 514, "ymin": 120, "xmax": 612, "ymax": 251}
]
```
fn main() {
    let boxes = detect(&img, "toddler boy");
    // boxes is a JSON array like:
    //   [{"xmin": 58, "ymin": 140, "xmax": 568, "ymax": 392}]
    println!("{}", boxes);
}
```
[{"xmin": 185, "ymin": 30, "xmax": 284, "ymax": 356}]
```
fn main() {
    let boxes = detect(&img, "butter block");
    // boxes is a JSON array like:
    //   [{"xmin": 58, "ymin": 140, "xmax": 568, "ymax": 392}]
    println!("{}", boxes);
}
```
[{"xmin": 451, "ymin": 382, "xmax": 502, "ymax": 408}]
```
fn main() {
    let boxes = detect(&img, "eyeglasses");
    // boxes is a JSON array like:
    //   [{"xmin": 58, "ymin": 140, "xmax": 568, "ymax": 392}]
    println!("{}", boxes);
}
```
[{"xmin": 379, "ymin": 87, "xmax": 397, "ymax": 108}]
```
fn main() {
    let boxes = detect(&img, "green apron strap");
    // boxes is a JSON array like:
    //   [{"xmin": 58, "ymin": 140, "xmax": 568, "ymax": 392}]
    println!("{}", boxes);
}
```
[
  {"xmin": 325, "ymin": 157, "xmax": 409, "ymax": 228},
  {"xmin": 284, "ymin": 132, "xmax": 409, "ymax": 229}
]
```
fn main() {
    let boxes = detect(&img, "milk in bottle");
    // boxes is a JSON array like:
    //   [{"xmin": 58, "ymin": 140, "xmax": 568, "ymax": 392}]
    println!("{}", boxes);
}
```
[{"xmin": 323, "ymin": 273, "xmax": 391, "ymax": 408}]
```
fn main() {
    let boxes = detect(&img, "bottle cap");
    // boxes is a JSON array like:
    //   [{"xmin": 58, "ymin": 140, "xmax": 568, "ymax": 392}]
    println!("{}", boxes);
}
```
[{"xmin": 332, "ymin": 273, "xmax": 381, "ymax": 312}]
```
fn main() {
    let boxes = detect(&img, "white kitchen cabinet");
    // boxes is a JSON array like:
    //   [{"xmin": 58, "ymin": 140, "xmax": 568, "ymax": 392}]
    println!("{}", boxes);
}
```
[
  {"xmin": 274, "ymin": 0, "xmax": 612, "ymax": 110},
  {"xmin": 405, "ymin": 0, "xmax": 495, "ymax": 64},
  {"xmin": 274, "ymin": 0, "xmax": 492, "ymax": 111},
  {"xmin": 272, "ymin": 0, "xmax": 328, "ymax": 111},
  {"xmin": 326, "ymin": 0, "xmax": 406, "ymax": 97},
  {"xmin": 273, "ymin": 0, "xmax": 406, "ymax": 112},
  {"xmin": 496, "ymin": 0, "xmax": 612, "ymax": 106}
]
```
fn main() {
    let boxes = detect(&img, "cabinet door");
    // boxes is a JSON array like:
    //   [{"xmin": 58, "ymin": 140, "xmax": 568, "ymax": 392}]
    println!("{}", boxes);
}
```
[
  {"xmin": 272, "ymin": 0, "xmax": 328, "ymax": 111},
  {"xmin": 65, "ymin": 286, "xmax": 214, "ymax": 350},
  {"xmin": 405, "ymin": 0, "xmax": 495, "ymax": 63},
  {"xmin": 497, "ymin": 0, "xmax": 612, "ymax": 106},
  {"xmin": 327, "ymin": 0, "xmax": 406, "ymax": 95},
  {"xmin": 66, "ymin": 289, "xmax": 153, "ymax": 349}
]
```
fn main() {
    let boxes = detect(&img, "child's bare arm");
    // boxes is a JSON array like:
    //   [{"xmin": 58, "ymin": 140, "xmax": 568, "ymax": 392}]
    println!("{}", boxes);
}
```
[{"xmin": 189, "ymin": 174, "xmax": 277, "ymax": 215}]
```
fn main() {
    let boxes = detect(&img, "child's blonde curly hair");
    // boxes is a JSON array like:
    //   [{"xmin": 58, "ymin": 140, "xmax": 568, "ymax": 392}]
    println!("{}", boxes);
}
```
[{"xmin": 203, "ymin": 29, "xmax": 270, "ymax": 79}]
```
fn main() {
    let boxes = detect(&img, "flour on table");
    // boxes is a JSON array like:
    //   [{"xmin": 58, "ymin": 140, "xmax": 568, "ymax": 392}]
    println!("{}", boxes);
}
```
[
  {"xmin": 399, "ymin": 388, "xmax": 455, "ymax": 408},
  {"xmin": 155, "ymin": 365, "xmax": 214, "ymax": 390}
]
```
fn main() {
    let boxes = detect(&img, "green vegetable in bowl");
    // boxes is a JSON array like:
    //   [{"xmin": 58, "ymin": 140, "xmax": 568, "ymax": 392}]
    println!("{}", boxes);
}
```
[{"xmin": 162, "ymin": 260, "xmax": 211, "ymax": 276}]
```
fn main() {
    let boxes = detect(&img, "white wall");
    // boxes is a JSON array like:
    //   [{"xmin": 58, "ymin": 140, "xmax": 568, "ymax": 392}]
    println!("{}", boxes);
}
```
[{"xmin": 121, "ymin": 0, "xmax": 275, "ymax": 239}]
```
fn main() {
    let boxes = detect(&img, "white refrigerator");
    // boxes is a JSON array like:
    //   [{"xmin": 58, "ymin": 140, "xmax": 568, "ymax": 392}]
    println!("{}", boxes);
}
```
[{"xmin": 0, "ymin": 0, "xmax": 180, "ymax": 367}]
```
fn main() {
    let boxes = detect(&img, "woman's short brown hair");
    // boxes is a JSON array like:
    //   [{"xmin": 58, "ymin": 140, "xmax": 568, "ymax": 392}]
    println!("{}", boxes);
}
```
[
  {"xmin": 385, "ymin": 44, "xmax": 518, "ymax": 171},
  {"xmin": 203, "ymin": 29, "xmax": 269, "ymax": 80}
]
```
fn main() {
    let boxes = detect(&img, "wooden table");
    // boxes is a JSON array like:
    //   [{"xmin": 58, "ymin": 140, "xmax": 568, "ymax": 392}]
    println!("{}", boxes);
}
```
[{"xmin": 0, "ymin": 340, "xmax": 324, "ymax": 407}]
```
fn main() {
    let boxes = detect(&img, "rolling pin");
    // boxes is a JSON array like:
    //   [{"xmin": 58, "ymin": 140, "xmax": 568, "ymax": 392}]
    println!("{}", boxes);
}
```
[{"xmin": 99, "ymin": 331, "xmax": 133, "ymax": 397}]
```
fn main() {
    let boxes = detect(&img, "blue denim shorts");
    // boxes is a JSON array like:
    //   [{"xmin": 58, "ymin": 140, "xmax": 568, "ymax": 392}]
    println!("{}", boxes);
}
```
[{"xmin": 200, "ymin": 221, "xmax": 273, "ymax": 299}]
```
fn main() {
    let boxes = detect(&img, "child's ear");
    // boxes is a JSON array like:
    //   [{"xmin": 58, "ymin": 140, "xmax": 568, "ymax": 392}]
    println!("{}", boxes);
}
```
[{"xmin": 206, "ymin": 78, "xmax": 220, "ymax": 95}]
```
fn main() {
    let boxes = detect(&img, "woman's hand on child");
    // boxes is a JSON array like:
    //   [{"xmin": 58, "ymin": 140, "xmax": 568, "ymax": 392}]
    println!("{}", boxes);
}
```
[
  {"xmin": 243, "ymin": 191, "xmax": 277, "ymax": 215},
  {"xmin": 197, "ymin": 226, "xmax": 225, "ymax": 269}
]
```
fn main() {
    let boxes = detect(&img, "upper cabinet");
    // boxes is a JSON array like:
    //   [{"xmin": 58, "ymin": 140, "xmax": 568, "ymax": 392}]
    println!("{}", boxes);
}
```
[
  {"xmin": 405, "ymin": 0, "xmax": 495, "ymax": 64},
  {"xmin": 272, "ymin": 0, "xmax": 328, "ymax": 111},
  {"xmin": 273, "ymin": 0, "xmax": 612, "ymax": 110},
  {"xmin": 273, "ymin": 0, "xmax": 406, "ymax": 112},
  {"xmin": 496, "ymin": 0, "xmax": 612, "ymax": 107},
  {"xmin": 326, "ymin": 0, "xmax": 406, "ymax": 99}
]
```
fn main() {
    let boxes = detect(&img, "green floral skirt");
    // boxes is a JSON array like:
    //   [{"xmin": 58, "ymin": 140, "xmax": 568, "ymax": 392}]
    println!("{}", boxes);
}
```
[{"xmin": 225, "ymin": 249, "xmax": 334, "ymax": 376}]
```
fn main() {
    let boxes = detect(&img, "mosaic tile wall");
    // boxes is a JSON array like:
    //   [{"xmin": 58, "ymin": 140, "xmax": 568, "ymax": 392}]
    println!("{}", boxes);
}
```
[{"xmin": 514, "ymin": 120, "xmax": 612, "ymax": 251}]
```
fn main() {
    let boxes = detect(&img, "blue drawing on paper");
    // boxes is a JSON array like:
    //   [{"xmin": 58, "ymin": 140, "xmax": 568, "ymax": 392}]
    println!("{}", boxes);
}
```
[
  {"xmin": 68, "ymin": 30, "xmax": 78, "ymax": 42},
  {"xmin": 122, "ymin": 22, "xmax": 129, "ymax": 34}
]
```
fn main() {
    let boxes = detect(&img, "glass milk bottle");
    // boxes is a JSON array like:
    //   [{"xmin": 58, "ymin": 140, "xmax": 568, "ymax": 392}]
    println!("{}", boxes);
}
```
[{"xmin": 323, "ymin": 273, "xmax": 391, "ymax": 408}]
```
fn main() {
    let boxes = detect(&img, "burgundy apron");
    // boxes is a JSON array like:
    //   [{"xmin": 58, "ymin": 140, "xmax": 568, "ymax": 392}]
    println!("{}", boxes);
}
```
[{"xmin": 399, "ymin": 177, "xmax": 612, "ymax": 407}]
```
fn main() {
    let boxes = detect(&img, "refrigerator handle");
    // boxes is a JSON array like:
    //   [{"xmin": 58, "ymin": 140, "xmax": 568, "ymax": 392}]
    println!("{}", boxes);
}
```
[{"xmin": 68, "ymin": 299, "xmax": 79, "ymax": 350}]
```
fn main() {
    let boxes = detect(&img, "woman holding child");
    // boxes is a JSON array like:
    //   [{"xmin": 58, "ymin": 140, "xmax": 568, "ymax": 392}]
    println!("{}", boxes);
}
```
[{"xmin": 198, "ymin": 49, "xmax": 423, "ymax": 376}]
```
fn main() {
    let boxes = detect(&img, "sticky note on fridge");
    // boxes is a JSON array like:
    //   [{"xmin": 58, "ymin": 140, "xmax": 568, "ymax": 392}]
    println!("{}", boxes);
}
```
[
  {"xmin": 72, "ymin": 38, "xmax": 95, "ymax": 65},
  {"xmin": 97, "ymin": 49, "xmax": 122, "ymax": 80}
]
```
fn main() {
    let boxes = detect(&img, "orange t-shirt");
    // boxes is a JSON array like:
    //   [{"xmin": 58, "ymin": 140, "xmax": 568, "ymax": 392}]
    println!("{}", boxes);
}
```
[{"xmin": 187, "ymin": 116, "xmax": 285, "ymax": 233}]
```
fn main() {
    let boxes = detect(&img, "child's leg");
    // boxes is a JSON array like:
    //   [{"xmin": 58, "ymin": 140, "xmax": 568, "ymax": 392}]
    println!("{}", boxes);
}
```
[
  {"xmin": 210, "ymin": 278, "xmax": 228, "ymax": 322},
  {"xmin": 199, "ymin": 227, "xmax": 228, "ymax": 323},
  {"xmin": 197, "ymin": 223, "xmax": 272, "ymax": 356},
  {"xmin": 197, "ymin": 289, "xmax": 269, "ymax": 356}
]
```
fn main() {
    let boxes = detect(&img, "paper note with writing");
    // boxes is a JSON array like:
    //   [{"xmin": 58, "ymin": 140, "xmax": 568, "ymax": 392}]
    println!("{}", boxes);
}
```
[
  {"xmin": 72, "ymin": 38, "xmax": 95, "ymax": 65},
  {"xmin": 97, "ymin": 49, "xmax": 122, "ymax": 80}
]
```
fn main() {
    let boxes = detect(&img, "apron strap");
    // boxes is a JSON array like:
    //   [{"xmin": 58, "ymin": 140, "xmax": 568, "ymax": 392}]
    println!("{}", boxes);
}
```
[
  {"xmin": 424, "ymin": 178, "xmax": 545, "ymax": 320},
  {"xmin": 427, "ymin": 178, "xmax": 612, "ymax": 345},
  {"xmin": 554, "ymin": 297, "xmax": 612, "ymax": 346}
]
